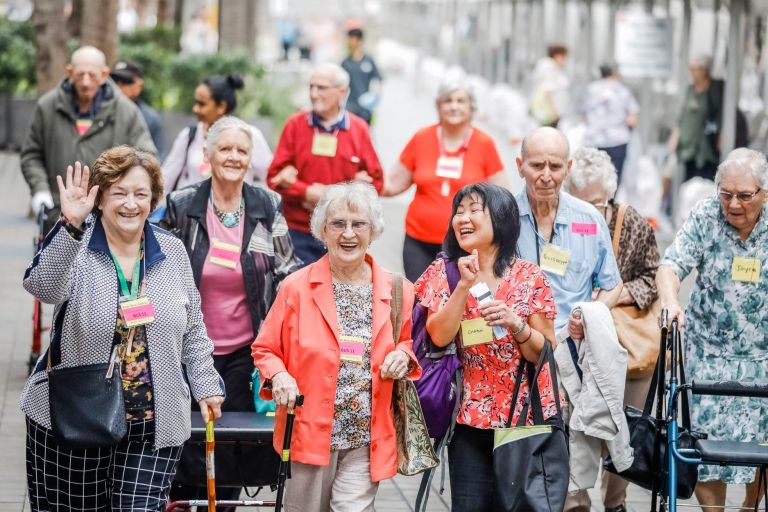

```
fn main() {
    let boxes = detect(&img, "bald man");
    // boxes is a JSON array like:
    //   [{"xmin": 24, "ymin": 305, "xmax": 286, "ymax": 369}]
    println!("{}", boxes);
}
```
[
  {"xmin": 267, "ymin": 63, "xmax": 383, "ymax": 265},
  {"xmin": 21, "ymin": 45, "xmax": 156, "ymax": 232}
]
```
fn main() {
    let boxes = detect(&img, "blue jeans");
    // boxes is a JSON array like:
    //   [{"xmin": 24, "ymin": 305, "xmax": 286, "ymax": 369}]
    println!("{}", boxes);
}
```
[
  {"xmin": 289, "ymin": 229, "xmax": 326, "ymax": 267},
  {"xmin": 448, "ymin": 424, "xmax": 496, "ymax": 511}
]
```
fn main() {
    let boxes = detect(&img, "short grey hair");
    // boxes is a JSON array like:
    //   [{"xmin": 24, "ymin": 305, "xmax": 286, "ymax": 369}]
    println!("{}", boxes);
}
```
[
  {"xmin": 715, "ymin": 147, "xmax": 768, "ymax": 190},
  {"xmin": 565, "ymin": 147, "xmax": 618, "ymax": 197},
  {"xmin": 435, "ymin": 77, "xmax": 477, "ymax": 112},
  {"xmin": 690, "ymin": 54, "xmax": 713, "ymax": 74},
  {"xmin": 312, "ymin": 62, "xmax": 350, "ymax": 89},
  {"xmin": 310, "ymin": 182, "xmax": 385, "ymax": 242},
  {"xmin": 206, "ymin": 116, "xmax": 253, "ymax": 154}
]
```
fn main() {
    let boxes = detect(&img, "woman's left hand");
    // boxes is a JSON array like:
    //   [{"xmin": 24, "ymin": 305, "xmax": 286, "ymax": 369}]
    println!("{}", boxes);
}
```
[
  {"xmin": 380, "ymin": 349, "xmax": 410, "ymax": 380},
  {"xmin": 198, "ymin": 396, "xmax": 224, "ymax": 422},
  {"xmin": 479, "ymin": 300, "xmax": 519, "ymax": 328}
]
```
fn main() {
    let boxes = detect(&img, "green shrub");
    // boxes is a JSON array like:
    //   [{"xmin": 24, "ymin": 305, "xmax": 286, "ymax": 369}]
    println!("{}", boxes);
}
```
[
  {"xmin": 120, "ymin": 25, "xmax": 181, "ymax": 52},
  {"xmin": 0, "ymin": 18, "xmax": 36, "ymax": 95}
]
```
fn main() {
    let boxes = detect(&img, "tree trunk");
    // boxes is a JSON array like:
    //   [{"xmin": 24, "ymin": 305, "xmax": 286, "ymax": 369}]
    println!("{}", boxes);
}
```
[
  {"xmin": 218, "ymin": 0, "xmax": 257, "ymax": 56},
  {"xmin": 157, "ymin": 0, "xmax": 177, "ymax": 26},
  {"xmin": 68, "ymin": 0, "xmax": 83, "ymax": 39},
  {"xmin": 33, "ymin": 0, "xmax": 70, "ymax": 96},
  {"xmin": 79, "ymin": 0, "xmax": 119, "ymax": 66}
]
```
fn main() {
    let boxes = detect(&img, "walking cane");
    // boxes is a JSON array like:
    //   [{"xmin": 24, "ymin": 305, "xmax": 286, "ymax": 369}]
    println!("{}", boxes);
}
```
[
  {"xmin": 206, "ymin": 406, "xmax": 216, "ymax": 512},
  {"xmin": 275, "ymin": 395, "xmax": 304, "ymax": 511}
]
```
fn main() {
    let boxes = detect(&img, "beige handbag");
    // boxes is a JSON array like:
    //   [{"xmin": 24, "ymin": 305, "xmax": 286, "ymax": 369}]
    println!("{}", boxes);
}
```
[
  {"xmin": 390, "ymin": 273, "xmax": 439, "ymax": 476},
  {"xmin": 610, "ymin": 205, "xmax": 661, "ymax": 379}
]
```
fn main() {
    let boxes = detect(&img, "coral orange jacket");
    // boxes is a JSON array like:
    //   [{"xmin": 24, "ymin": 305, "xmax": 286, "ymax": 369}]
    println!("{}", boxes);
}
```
[{"xmin": 252, "ymin": 254, "xmax": 421, "ymax": 482}]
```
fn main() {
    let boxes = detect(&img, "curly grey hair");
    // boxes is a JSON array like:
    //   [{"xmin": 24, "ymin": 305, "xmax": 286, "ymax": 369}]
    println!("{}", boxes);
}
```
[
  {"xmin": 715, "ymin": 148, "xmax": 768, "ymax": 190},
  {"xmin": 565, "ymin": 146, "xmax": 618, "ymax": 197},
  {"xmin": 206, "ymin": 116, "xmax": 253, "ymax": 154},
  {"xmin": 436, "ymin": 77, "xmax": 478, "ymax": 112},
  {"xmin": 310, "ymin": 182, "xmax": 385, "ymax": 242}
]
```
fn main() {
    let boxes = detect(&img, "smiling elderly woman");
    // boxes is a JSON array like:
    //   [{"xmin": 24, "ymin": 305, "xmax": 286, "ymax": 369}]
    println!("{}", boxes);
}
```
[
  {"xmin": 252, "ymin": 182, "xmax": 422, "ymax": 512},
  {"xmin": 657, "ymin": 147, "xmax": 768, "ymax": 510}
]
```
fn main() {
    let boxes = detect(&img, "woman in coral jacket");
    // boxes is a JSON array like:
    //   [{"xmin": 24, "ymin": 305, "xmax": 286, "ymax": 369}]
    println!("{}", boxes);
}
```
[{"xmin": 252, "ymin": 182, "xmax": 421, "ymax": 512}]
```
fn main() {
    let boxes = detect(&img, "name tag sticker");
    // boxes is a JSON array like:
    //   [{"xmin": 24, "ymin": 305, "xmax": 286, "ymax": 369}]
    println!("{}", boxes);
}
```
[
  {"xmin": 120, "ymin": 297, "xmax": 156, "ymax": 327},
  {"xmin": 571, "ymin": 222, "xmax": 597, "ymax": 235},
  {"xmin": 461, "ymin": 317, "xmax": 494, "ymax": 347},
  {"xmin": 311, "ymin": 133, "xmax": 338, "ymax": 157},
  {"xmin": 209, "ymin": 239, "xmax": 240, "ymax": 269},
  {"xmin": 339, "ymin": 335, "xmax": 367, "ymax": 364},
  {"xmin": 435, "ymin": 156, "xmax": 463, "ymax": 179},
  {"xmin": 540, "ymin": 245, "xmax": 571, "ymax": 276},
  {"xmin": 732, "ymin": 257, "xmax": 761, "ymax": 283}
]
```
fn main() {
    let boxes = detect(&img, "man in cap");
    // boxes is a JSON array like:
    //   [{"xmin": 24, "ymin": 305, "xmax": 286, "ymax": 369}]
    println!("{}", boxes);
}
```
[{"xmin": 111, "ymin": 60, "xmax": 165, "ymax": 157}]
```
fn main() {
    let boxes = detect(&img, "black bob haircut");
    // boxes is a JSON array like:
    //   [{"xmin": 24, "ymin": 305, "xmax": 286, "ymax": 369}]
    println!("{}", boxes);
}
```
[
  {"xmin": 202, "ymin": 75, "xmax": 245, "ymax": 115},
  {"xmin": 442, "ymin": 183, "xmax": 520, "ymax": 278}
]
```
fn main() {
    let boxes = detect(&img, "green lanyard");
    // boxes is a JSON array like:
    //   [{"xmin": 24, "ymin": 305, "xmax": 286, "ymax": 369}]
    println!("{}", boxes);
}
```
[{"xmin": 110, "ymin": 241, "xmax": 143, "ymax": 300}]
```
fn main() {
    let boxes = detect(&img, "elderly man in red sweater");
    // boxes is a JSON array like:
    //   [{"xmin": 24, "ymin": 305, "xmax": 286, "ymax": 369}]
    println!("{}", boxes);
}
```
[{"xmin": 268, "ymin": 63, "xmax": 384, "ymax": 265}]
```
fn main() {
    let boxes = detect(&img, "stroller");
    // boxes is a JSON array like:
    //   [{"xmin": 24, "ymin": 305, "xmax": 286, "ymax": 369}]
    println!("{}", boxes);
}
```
[
  {"xmin": 660, "ymin": 314, "xmax": 768, "ymax": 511},
  {"xmin": 167, "ymin": 396, "xmax": 304, "ymax": 511}
]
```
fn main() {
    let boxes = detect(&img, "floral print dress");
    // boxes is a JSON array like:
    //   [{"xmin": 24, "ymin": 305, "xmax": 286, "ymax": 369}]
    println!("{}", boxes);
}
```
[
  {"xmin": 662, "ymin": 197, "xmax": 768, "ymax": 483},
  {"xmin": 414, "ymin": 257, "xmax": 557, "ymax": 429},
  {"xmin": 330, "ymin": 282, "xmax": 374, "ymax": 450}
]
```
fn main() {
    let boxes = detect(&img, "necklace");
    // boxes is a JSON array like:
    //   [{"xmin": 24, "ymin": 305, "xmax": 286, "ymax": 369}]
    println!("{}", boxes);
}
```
[{"xmin": 211, "ymin": 195, "xmax": 244, "ymax": 228}]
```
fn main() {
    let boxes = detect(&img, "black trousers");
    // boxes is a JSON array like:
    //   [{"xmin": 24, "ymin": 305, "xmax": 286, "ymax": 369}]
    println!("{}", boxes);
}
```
[
  {"xmin": 171, "ymin": 345, "xmax": 256, "ymax": 512},
  {"xmin": 448, "ymin": 424, "xmax": 497, "ymax": 512},
  {"xmin": 403, "ymin": 234, "xmax": 443, "ymax": 283},
  {"xmin": 27, "ymin": 417, "xmax": 181, "ymax": 512}
]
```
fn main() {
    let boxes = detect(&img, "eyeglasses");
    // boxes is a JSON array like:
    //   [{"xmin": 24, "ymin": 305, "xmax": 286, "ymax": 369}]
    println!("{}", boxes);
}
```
[
  {"xmin": 718, "ymin": 188, "xmax": 762, "ymax": 203},
  {"xmin": 590, "ymin": 201, "xmax": 610, "ymax": 212},
  {"xmin": 326, "ymin": 220, "xmax": 371, "ymax": 233}
]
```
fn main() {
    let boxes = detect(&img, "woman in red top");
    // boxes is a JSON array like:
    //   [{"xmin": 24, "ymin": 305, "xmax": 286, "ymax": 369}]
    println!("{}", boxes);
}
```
[
  {"xmin": 383, "ymin": 78, "xmax": 508, "ymax": 282},
  {"xmin": 414, "ymin": 183, "xmax": 557, "ymax": 511}
]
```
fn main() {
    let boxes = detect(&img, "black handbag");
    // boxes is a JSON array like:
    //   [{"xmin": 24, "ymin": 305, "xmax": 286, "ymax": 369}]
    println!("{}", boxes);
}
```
[
  {"xmin": 493, "ymin": 342, "xmax": 569, "ymax": 512},
  {"xmin": 48, "ymin": 335, "xmax": 129, "ymax": 450},
  {"xmin": 603, "ymin": 325, "xmax": 706, "ymax": 500}
]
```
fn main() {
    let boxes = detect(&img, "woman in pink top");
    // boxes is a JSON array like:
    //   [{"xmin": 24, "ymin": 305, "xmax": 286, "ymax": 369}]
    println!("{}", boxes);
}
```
[{"xmin": 161, "ymin": 116, "xmax": 301, "ymax": 508}]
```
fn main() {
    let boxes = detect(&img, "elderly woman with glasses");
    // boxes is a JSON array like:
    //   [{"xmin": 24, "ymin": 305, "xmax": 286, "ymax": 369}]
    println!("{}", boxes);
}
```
[
  {"xmin": 383, "ymin": 77, "xmax": 509, "ymax": 282},
  {"xmin": 252, "ymin": 182, "xmax": 421, "ymax": 512},
  {"xmin": 564, "ymin": 147, "xmax": 660, "ymax": 512},
  {"xmin": 657, "ymin": 148, "xmax": 768, "ymax": 511}
]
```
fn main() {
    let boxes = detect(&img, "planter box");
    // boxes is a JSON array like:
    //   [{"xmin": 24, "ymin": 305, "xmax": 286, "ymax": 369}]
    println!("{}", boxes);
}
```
[{"xmin": 0, "ymin": 96, "xmax": 36, "ymax": 150}]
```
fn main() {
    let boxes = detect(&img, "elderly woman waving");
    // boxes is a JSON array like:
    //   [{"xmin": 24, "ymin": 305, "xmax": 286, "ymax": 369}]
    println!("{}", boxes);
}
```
[
  {"xmin": 657, "ymin": 148, "xmax": 768, "ymax": 511},
  {"xmin": 21, "ymin": 147, "xmax": 223, "ymax": 511},
  {"xmin": 383, "ymin": 77, "xmax": 508, "ymax": 282},
  {"xmin": 252, "ymin": 182, "xmax": 421, "ymax": 512}
]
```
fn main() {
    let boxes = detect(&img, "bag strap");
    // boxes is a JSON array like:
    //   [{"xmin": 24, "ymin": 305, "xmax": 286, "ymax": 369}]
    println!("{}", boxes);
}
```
[
  {"xmin": 506, "ymin": 341, "xmax": 554, "ymax": 428},
  {"xmin": 390, "ymin": 272, "xmax": 404, "ymax": 346},
  {"xmin": 612, "ymin": 204, "xmax": 628, "ymax": 259},
  {"xmin": 172, "ymin": 123, "xmax": 198, "ymax": 192}
]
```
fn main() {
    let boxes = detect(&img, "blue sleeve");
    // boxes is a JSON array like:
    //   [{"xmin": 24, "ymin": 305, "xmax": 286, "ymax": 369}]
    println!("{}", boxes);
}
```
[{"xmin": 593, "ymin": 215, "xmax": 621, "ymax": 290}]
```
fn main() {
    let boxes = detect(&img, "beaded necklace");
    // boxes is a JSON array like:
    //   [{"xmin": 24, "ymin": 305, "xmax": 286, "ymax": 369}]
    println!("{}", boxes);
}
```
[{"xmin": 210, "ymin": 192, "xmax": 244, "ymax": 228}]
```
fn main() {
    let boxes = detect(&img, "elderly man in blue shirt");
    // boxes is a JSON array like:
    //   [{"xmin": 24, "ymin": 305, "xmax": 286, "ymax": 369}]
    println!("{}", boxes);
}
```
[{"xmin": 515, "ymin": 126, "xmax": 624, "ymax": 512}]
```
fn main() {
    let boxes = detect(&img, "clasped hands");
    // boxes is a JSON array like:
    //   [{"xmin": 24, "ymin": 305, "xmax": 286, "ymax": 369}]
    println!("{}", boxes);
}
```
[{"xmin": 457, "ymin": 249, "xmax": 523, "ymax": 331}]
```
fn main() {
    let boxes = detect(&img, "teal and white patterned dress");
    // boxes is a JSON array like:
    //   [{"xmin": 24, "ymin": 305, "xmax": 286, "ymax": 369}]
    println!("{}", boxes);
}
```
[{"xmin": 662, "ymin": 197, "xmax": 768, "ymax": 483}]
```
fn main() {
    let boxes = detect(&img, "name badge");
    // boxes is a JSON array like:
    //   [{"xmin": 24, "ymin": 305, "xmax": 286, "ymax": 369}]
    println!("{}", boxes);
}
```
[
  {"xmin": 120, "ymin": 297, "xmax": 156, "ymax": 327},
  {"xmin": 732, "ymin": 257, "xmax": 761, "ymax": 283},
  {"xmin": 311, "ymin": 133, "xmax": 338, "ymax": 157},
  {"xmin": 435, "ymin": 156, "xmax": 463, "ymax": 180},
  {"xmin": 571, "ymin": 222, "xmax": 597, "ymax": 235},
  {"xmin": 339, "ymin": 335, "xmax": 367, "ymax": 364},
  {"xmin": 461, "ymin": 317, "xmax": 494, "ymax": 347},
  {"xmin": 540, "ymin": 244, "xmax": 570, "ymax": 276},
  {"xmin": 209, "ymin": 239, "xmax": 240, "ymax": 269}
]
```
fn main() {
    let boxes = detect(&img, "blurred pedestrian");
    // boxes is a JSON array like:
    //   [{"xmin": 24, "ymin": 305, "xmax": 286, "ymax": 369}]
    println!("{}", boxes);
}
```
[
  {"xmin": 657, "ymin": 148, "xmax": 768, "ymax": 511},
  {"xmin": 162, "ymin": 116, "xmax": 301, "ymax": 511},
  {"xmin": 111, "ymin": 60, "xmax": 165, "ymax": 158},
  {"xmin": 252, "ymin": 182, "xmax": 421, "ymax": 512},
  {"xmin": 22, "ymin": 147, "xmax": 223, "ymax": 511},
  {"xmin": 581, "ymin": 64, "xmax": 638, "ymax": 185},
  {"xmin": 530, "ymin": 44, "xmax": 570, "ymax": 128},
  {"xmin": 268, "ymin": 63, "xmax": 383, "ymax": 265},
  {"xmin": 383, "ymin": 77, "xmax": 507, "ymax": 282},
  {"xmin": 20, "ymin": 46, "xmax": 156, "ymax": 233},
  {"xmin": 162, "ymin": 75, "xmax": 272, "ymax": 192},
  {"xmin": 341, "ymin": 28, "xmax": 382, "ymax": 125}
]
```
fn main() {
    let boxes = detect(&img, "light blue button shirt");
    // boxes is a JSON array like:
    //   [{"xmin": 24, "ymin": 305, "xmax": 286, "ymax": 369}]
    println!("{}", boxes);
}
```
[{"xmin": 515, "ymin": 189, "xmax": 621, "ymax": 331}]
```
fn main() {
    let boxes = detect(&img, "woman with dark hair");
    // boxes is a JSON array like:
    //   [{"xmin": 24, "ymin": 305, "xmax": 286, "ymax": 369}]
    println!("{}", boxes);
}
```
[
  {"xmin": 414, "ymin": 182, "xmax": 559, "ymax": 511},
  {"xmin": 162, "ymin": 75, "xmax": 272, "ymax": 192}
]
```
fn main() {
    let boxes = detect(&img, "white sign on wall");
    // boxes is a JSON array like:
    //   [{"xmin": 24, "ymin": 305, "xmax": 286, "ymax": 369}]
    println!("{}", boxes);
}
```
[{"xmin": 615, "ymin": 13, "xmax": 675, "ymax": 78}]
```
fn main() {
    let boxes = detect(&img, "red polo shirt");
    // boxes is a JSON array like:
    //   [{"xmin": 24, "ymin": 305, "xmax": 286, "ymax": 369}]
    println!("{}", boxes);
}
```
[{"xmin": 268, "ymin": 111, "xmax": 383, "ymax": 232}]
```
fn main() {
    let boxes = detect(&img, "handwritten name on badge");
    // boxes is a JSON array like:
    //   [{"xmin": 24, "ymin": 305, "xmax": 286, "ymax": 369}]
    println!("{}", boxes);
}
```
[
  {"xmin": 210, "ymin": 239, "xmax": 240, "ymax": 269},
  {"xmin": 461, "ymin": 317, "xmax": 493, "ymax": 346},
  {"xmin": 339, "ymin": 335, "xmax": 366, "ymax": 364},
  {"xmin": 120, "ymin": 297, "xmax": 156, "ymax": 328},
  {"xmin": 571, "ymin": 222, "xmax": 597, "ymax": 235},
  {"xmin": 540, "ymin": 245, "xmax": 570, "ymax": 276},
  {"xmin": 732, "ymin": 257, "xmax": 761, "ymax": 283}
]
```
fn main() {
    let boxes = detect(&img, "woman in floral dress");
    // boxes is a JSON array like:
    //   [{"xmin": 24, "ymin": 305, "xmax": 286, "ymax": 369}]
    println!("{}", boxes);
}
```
[
  {"xmin": 657, "ymin": 148, "xmax": 768, "ymax": 511},
  {"xmin": 414, "ymin": 182, "xmax": 558, "ymax": 511}
]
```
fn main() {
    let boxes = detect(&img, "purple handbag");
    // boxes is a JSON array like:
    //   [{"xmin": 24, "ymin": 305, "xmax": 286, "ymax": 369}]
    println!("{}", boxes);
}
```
[{"xmin": 412, "ymin": 252, "xmax": 462, "ymax": 439}]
